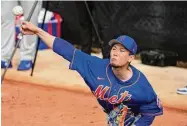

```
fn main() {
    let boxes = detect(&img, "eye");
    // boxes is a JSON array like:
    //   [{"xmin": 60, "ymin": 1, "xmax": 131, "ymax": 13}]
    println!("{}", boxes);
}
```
[
  {"xmin": 120, "ymin": 49, "xmax": 126, "ymax": 52},
  {"xmin": 112, "ymin": 47, "xmax": 117, "ymax": 50}
]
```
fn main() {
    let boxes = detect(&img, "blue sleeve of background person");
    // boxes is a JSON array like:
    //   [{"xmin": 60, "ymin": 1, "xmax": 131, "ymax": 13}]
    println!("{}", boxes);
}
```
[{"xmin": 53, "ymin": 37, "xmax": 75, "ymax": 62}]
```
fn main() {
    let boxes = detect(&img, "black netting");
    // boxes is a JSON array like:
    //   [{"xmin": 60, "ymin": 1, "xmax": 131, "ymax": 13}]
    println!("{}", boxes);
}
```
[
  {"xmin": 94, "ymin": 1, "xmax": 187, "ymax": 60},
  {"xmin": 43, "ymin": 1, "xmax": 187, "ymax": 61},
  {"xmin": 43, "ymin": 1, "xmax": 81, "ymax": 45}
]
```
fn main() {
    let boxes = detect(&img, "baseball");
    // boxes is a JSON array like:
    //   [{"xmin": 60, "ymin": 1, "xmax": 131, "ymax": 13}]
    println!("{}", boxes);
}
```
[{"xmin": 12, "ymin": 6, "xmax": 23, "ymax": 16}]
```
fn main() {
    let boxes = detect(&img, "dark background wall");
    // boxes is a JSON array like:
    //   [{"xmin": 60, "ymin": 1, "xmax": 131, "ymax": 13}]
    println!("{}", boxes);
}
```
[{"xmin": 43, "ymin": 1, "xmax": 187, "ymax": 61}]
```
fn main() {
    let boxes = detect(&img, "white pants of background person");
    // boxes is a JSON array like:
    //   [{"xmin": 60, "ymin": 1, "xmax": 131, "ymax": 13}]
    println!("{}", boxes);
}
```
[{"xmin": 1, "ymin": 0, "xmax": 42, "ymax": 70}]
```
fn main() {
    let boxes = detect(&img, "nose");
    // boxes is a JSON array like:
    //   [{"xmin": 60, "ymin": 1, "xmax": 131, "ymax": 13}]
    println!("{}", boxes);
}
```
[
  {"xmin": 113, "ymin": 53, "xmax": 118, "ymax": 56},
  {"xmin": 113, "ymin": 50, "xmax": 119, "ymax": 57}
]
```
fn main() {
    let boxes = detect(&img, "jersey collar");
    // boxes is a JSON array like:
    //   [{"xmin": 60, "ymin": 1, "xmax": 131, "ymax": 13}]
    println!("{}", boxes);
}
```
[{"xmin": 106, "ymin": 64, "xmax": 140, "ymax": 87}]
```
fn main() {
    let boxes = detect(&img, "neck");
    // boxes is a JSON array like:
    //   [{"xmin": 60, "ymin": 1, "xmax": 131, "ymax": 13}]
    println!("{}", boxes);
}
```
[{"xmin": 112, "ymin": 64, "xmax": 133, "ymax": 81}]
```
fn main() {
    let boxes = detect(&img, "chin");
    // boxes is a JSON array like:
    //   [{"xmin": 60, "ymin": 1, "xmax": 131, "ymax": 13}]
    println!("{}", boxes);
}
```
[{"xmin": 110, "ymin": 62, "xmax": 120, "ymax": 68}]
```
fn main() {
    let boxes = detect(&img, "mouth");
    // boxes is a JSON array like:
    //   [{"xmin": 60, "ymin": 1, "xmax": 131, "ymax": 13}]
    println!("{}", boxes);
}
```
[{"xmin": 111, "ymin": 58, "xmax": 117, "ymax": 62}]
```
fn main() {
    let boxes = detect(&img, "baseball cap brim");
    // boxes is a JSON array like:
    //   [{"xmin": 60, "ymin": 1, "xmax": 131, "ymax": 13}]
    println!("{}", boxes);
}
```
[
  {"xmin": 109, "ymin": 39, "xmax": 123, "ymax": 46},
  {"xmin": 108, "ymin": 39, "xmax": 134, "ymax": 54}
]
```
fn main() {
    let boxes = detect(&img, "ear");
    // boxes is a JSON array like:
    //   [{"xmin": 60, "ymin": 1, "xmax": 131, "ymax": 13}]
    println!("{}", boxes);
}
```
[{"xmin": 128, "ymin": 55, "xmax": 135, "ymax": 62}]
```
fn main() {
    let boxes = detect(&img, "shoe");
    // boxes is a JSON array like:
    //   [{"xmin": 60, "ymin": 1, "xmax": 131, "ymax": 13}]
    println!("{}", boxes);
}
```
[
  {"xmin": 17, "ymin": 60, "xmax": 32, "ymax": 71},
  {"xmin": 177, "ymin": 86, "xmax": 187, "ymax": 95},
  {"xmin": 1, "ymin": 60, "xmax": 12, "ymax": 68}
]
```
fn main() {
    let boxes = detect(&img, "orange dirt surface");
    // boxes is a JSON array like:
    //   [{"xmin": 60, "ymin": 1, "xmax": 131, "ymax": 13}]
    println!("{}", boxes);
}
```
[{"xmin": 2, "ymin": 81, "xmax": 187, "ymax": 126}]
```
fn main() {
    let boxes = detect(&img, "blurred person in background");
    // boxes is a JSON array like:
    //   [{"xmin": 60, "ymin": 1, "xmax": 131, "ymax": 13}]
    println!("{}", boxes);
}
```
[
  {"xmin": 177, "ymin": 86, "xmax": 187, "ymax": 95},
  {"xmin": 1, "ymin": 0, "xmax": 42, "ymax": 71}
]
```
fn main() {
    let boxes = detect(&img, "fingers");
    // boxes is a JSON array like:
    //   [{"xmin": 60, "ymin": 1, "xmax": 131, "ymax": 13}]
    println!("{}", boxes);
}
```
[
  {"xmin": 20, "ymin": 21, "xmax": 29, "ymax": 33},
  {"xmin": 20, "ymin": 23, "xmax": 35, "ymax": 35},
  {"xmin": 20, "ymin": 21, "xmax": 38, "ymax": 35},
  {"xmin": 20, "ymin": 29, "xmax": 34, "ymax": 35},
  {"xmin": 20, "ymin": 23, "xmax": 27, "ymax": 35},
  {"xmin": 21, "ymin": 21, "xmax": 28, "ymax": 29},
  {"xmin": 21, "ymin": 21, "xmax": 32, "ymax": 30},
  {"xmin": 21, "ymin": 21, "xmax": 28, "ymax": 25},
  {"xmin": 20, "ymin": 27, "xmax": 26, "ymax": 35}
]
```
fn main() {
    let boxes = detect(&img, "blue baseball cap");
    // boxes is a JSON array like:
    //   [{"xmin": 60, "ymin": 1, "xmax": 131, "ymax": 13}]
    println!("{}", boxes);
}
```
[{"xmin": 109, "ymin": 35, "xmax": 137, "ymax": 55}]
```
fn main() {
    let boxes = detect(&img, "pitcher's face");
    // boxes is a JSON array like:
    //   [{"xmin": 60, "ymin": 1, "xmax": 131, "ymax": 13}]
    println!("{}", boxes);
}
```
[{"xmin": 110, "ymin": 44, "xmax": 134, "ymax": 68}]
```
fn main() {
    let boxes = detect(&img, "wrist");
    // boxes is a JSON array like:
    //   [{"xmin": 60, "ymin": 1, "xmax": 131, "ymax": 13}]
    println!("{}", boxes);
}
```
[{"xmin": 35, "ymin": 28, "xmax": 42, "ymax": 35}]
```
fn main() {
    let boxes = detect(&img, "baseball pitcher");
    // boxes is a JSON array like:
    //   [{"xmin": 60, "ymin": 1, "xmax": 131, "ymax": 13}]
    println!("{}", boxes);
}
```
[{"xmin": 20, "ymin": 21, "xmax": 163, "ymax": 126}]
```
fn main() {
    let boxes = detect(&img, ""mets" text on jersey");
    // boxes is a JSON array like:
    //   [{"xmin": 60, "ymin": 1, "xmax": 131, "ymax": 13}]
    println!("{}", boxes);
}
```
[{"xmin": 93, "ymin": 85, "xmax": 132, "ymax": 104}]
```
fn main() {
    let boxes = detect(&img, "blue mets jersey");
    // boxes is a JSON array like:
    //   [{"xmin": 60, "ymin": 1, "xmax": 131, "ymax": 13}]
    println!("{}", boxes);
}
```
[{"xmin": 53, "ymin": 37, "xmax": 163, "ymax": 118}]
